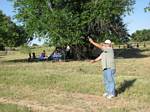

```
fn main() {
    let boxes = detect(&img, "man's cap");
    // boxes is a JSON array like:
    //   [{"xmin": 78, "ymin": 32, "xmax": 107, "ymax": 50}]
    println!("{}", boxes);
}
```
[{"xmin": 104, "ymin": 39, "xmax": 111, "ymax": 44}]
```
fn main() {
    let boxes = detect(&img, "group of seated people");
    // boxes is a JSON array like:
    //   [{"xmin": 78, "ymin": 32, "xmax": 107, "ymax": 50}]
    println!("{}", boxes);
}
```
[
  {"xmin": 28, "ymin": 50, "xmax": 62, "ymax": 62},
  {"xmin": 49, "ymin": 50, "xmax": 62, "ymax": 61}
]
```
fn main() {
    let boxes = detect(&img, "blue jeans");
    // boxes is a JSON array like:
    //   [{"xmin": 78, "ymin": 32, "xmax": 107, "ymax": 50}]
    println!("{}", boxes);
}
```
[{"xmin": 103, "ymin": 68, "xmax": 116, "ymax": 96}]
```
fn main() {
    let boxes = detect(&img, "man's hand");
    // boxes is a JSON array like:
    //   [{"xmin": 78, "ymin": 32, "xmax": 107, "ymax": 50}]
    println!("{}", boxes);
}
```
[
  {"xmin": 90, "ymin": 60, "xmax": 96, "ymax": 63},
  {"xmin": 88, "ymin": 36, "xmax": 93, "ymax": 43},
  {"xmin": 88, "ymin": 37, "xmax": 103, "ymax": 49}
]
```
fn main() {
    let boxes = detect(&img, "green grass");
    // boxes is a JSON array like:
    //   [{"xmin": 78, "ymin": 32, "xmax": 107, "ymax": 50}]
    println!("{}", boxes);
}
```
[
  {"xmin": 0, "ymin": 46, "xmax": 150, "ymax": 112},
  {"xmin": 0, "ymin": 104, "xmax": 31, "ymax": 112}
]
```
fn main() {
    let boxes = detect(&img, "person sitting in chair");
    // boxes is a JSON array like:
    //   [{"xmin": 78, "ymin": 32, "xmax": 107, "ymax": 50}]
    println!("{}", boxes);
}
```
[
  {"xmin": 39, "ymin": 50, "xmax": 47, "ymax": 60},
  {"xmin": 52, "ymin": 50, "xmax": 62, "ymax": 61}
]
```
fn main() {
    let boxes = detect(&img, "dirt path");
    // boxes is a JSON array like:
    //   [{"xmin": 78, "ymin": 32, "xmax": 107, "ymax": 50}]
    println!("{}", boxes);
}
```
[
  {"xmin": 0, "ymin": 93, "xmax": 131, "ymax": 112},
  {"xmin": 0, "ymin": 97, "xmax": 86, "ymax": 112},
  {"xmin": 0, "ymin": 93, "xmax": 150, "ymax": 112}
]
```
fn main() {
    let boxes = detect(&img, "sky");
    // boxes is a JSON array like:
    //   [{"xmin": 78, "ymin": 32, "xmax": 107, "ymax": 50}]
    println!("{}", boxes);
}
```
[
  {"xmin": 0, "ymin": 0, "xmax": 150, "ymax": 45},
  {"xmin": 0, "ymin": 0, "xmax": 15, "ymax": 19},
  {"xmin": 123, "ymin": 0, "xmax": 150, "ymax": 34}
]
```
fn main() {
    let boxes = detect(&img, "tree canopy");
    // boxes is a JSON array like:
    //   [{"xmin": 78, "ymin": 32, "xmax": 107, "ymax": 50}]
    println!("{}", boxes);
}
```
[
  {"xmin": 0, "ymin": 10, "xmax": 31, "ymax": 47},
  {"xmin": 145, "ymin": 2, "xmax": 150, "ymax": 12},
  {"xmin": 11, "ymin": 0, "xmax": 135, "ymax": 46},
  {"xmin": 131, "ymin": 29, "xmax": 150, "ymax": 42}
]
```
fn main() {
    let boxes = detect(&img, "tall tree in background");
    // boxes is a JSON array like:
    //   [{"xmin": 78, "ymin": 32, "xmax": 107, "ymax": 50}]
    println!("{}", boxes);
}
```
[
  {"xmin": 0, "ymin": 10, "xmax": 31, "ymax": 48},
  {"xmin": 11, "ymin": 0, "xmax": 135, "ymax": 46},
  {"xmin": 145, "ymin": 2, "xmax": 150, "ymax": 12},
  {"xmin": 131, "ymin": 29, "xmax": 150, "ymax": 42}
]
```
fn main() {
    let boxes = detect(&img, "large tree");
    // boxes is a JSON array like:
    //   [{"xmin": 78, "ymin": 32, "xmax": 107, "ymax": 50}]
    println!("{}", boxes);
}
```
[
  {"xmin": 11, "ymin": 0, "xmax": 135, "ymax": 46},
  {"xmin": 0, "ymin": 10, "xmax": 31, "ymax": 48}
]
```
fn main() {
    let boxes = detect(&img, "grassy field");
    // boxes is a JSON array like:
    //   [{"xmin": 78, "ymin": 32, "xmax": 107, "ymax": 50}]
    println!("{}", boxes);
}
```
[
  {"xmin": 0, "ymin": 46, "xmax": 150, "ymax": 112},
  {"xmin": 0, "ymin": 103, "xmax": 31, "ymax": 112}
]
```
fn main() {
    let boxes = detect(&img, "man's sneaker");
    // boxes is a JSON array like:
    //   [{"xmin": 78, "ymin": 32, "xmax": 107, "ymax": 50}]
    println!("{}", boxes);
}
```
[
  {"xmin": 103, "ymin": 93, "xmax": 108, "ymax": 97},
  {"xmin": 106, "ymin": 95, "xmax": 115, "ymax": 99}
]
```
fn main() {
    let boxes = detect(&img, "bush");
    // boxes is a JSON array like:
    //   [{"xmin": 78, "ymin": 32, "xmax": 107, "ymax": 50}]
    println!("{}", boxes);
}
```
[
  {"xmin": 20, "ymin": 44, "xmax": 31, "ymax": 54},
  {"xmin": 0, "ymin": 44, "xmax": 5, "ymax": 51}
]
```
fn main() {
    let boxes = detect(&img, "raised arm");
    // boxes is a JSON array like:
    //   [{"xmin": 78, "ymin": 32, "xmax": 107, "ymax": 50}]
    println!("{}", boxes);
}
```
[
  {"xmin": 91, "ymin": 54, "xmax": 102, "ymax": 63},
  {"xmin": 88, "ymin": 37, "xmax": 103, "ymax": 49}
]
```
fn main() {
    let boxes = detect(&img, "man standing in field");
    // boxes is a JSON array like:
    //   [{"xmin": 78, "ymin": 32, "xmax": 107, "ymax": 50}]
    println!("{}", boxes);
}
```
[{"xmin": 88, "ymin": 37, "xmax": 116, "ymax": 99}]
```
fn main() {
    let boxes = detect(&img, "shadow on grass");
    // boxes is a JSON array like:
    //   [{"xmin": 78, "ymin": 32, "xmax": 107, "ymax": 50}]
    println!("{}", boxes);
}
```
[
  {"xmin": 3, "ymin": 58, "xmax": 63, "ymax": 63},
  {"xmin": 116, "ymin": 79, "xmax": 137, "ymax": 96},
  {"xmin": 114, "ymin": 48, "xmax": 150, "ymax": 58},
  {"xmin": 3, "ymin": 58, "xmax": 44, "ymax": 63},
  {"xmin": 0, "ymin": 56, "xmax": 4, "ymax": 58}
]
